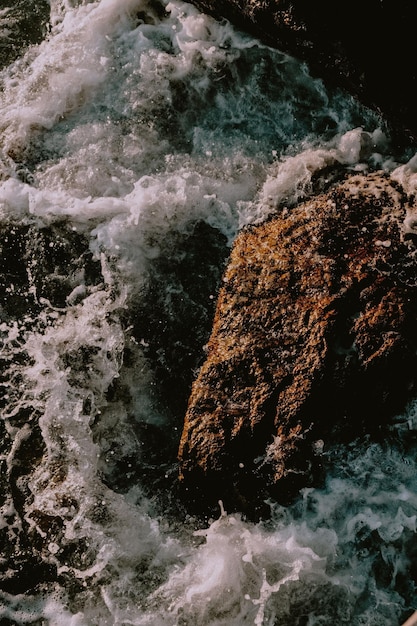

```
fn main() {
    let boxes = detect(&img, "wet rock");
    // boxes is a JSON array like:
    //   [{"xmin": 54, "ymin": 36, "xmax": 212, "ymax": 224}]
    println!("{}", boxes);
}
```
[
  {"xmin": 128, "ymin": 220, "xmax": 229, "ymax": 420},
  {"xmin": 0, "ymin": 0, "xmax": 50, "ymax": 70},
  {"xmin": 0, "ymin": 217, "xmax": 103, "ymax": 594},
  {"xmin": 178, "ymin": 172, "xmax": 417, "ymax": 513},
  {"xmin": 190, "ymin": 0, "xmax": 417, "ymax": 145},
  {"xmin": 0, "ymin": 219, "xmax": 102, "ymax": 321}
]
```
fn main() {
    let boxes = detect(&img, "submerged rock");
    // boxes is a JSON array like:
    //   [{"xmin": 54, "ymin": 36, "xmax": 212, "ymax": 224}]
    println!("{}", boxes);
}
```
[
  {"xmin": 0, "ymin": 218, "xmax": 103, "ymax": 594},
  {"xmin": 190, "ymin": 0, "xmax": 417, "ymax": 144},
  {"xmin": 178, "ymin": 172, "xmax": 417, "ymax": 513},
  {"xmin": 0, "ymin": 0, "xmax": 50, "ymax": 69},
  {"xmin": 128, "ymin": 221, "xmax": 229, "ymax": 421},
  {"xmin": 0, "ymin": 219, "xmax": 102, "ymax": 321}
]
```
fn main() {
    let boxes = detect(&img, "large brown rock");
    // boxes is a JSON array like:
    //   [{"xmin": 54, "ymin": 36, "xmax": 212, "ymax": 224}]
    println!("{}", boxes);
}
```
[
  {"xmin": 190, "ymin": 0, "xmax": 417, "ymax": 144},
  {"xmin": 178, "ymin": 172, "xmax": 417, "ymax": 513}
]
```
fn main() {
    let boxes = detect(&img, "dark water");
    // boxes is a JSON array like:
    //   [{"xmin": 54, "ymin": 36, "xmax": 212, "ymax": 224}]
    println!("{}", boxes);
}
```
[{"xmin": 1, "ymin": 1, "xmax": 417, "ymax": 624}]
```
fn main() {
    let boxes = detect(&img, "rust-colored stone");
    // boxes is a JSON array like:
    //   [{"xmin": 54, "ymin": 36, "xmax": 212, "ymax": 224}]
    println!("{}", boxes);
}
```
[{"xmin": 178, "ymin": 172, "xmax": 417, "ymax": 513}]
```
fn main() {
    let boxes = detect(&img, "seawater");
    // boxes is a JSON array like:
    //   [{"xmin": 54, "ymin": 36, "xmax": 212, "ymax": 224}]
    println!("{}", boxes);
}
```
[{"xmin": 1, "ymin": 1, "xmax": 417, "ymax": 624}]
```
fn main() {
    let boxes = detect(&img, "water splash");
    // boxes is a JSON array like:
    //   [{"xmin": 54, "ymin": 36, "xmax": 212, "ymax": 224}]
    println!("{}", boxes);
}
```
[{"xmin": 1, "ymin": 0, "xmax": 416, "ymax": 624}]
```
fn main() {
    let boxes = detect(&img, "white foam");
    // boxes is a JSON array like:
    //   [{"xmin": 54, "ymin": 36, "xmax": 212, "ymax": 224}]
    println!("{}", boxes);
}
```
[
  {"xmin": 241, "ymin": 128, "xmax": 391, "ymax": 225},
  {"xmin": 146, "ymin": 507, "xmax": 334, "ymax": 625}
]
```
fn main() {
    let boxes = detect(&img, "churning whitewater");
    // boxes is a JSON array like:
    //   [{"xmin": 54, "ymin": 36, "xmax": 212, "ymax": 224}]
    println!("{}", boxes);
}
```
[{"xmin": 1, "ymin": 0, "xmax": 417, "ymax": 624}]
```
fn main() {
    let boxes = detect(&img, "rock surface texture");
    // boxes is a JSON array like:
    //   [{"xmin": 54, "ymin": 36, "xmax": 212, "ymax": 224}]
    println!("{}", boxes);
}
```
[
  {"xmin": 0, "ymin": 1, "xmax": 50, "ymax": 70},
  {"xmin": 178, "ymin": 172, "xmax": 417, "ymax": 513},
  {"xmin": 190, "ymin": 0, "xmax": 417, "ymax": 143}
]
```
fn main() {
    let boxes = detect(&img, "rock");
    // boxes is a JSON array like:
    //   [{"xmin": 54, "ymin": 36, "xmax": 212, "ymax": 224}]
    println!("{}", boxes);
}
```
[
  {"xmin": 127, "ymin": 221, "xmax": 229, "ymax": 421},
  {"xmin": 189, "ymin": 0, "xmax": 417, "ymax": 144},
  {"xmin": 0, "ymin": 1, "xmax": 50, "ymax": 70},
  {"xmin": 0, "ymin": 218, "xmax": 103, "ymax": 594},
  {"xmin": 0, "ymin": 219, "xmax": 102, "ymax": 321},
  {"xmin": 178, "ymin": 172, "xmax": 417, "ymax": 514}
]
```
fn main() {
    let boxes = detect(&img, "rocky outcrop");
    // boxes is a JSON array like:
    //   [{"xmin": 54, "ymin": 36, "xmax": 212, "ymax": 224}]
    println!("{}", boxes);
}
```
[
  {"xmin": 190, "ymin": 0, "xmax": 417, "ymax": 144},
  {"xmin": 0, "ymin": 1, "xmax": 50, "ymax": 70},
  {"xmin": 178, "ymin": 172, "xmax": 417, "ymax": 514}
]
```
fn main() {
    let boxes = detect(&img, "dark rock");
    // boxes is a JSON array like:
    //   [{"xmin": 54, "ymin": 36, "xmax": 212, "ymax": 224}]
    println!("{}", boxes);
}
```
[
  {"xmin": 178, "ymin": 172, "xmax": 417, "ymax": 514},
  {"xmin": 0, "ymin": 1, "xmax": 50, "ymax": 70},
  {"xmin": 128, "ymin": 220, "xmax": 229, "ymax": 421},
  {"xmin": 189, "ymin": 0, "xmax": 417, "ymax": 145},
  {"xmin": 0, "ymin": 219, "xmax": 102, "ymax": 321},
  {"xmin": 0, "ymin": 217, "xmax": 103, "ymax": 594}
]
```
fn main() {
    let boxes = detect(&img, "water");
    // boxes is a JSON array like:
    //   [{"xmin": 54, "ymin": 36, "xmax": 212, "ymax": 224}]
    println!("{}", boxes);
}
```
[{"xmin": 1, "ymin": 1, "xmax": 417, "ymax": 624}]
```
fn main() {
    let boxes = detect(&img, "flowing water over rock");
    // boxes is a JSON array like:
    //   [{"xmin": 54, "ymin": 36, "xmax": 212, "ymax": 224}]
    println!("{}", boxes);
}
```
[{"xmin": 1, "ymin": 1, "xmax": 417, "ymax": 624}]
